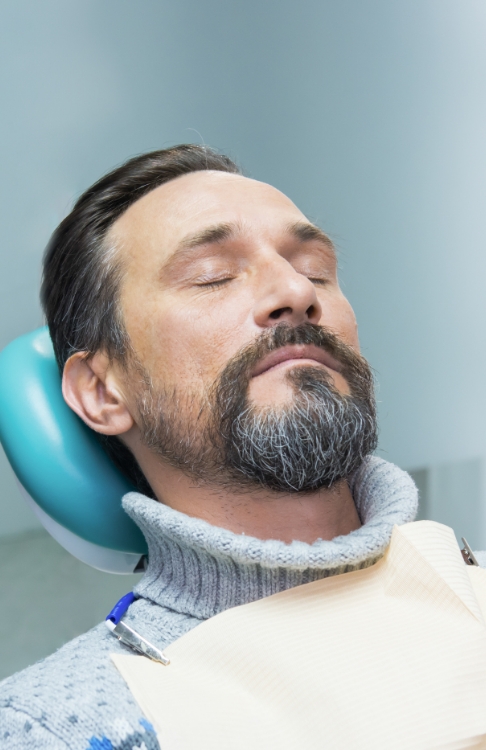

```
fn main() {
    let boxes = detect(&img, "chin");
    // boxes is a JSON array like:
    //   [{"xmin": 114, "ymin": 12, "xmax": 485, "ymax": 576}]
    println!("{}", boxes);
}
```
[{"xmin": 248, "ymin": 381, "xmax": 296, "ymax": 408}]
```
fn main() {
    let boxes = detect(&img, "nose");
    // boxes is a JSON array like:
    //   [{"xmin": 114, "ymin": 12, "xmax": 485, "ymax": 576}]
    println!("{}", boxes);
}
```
[{"xmin": 253, "ymin": 257, "xmax": 322, "ymax": 328}]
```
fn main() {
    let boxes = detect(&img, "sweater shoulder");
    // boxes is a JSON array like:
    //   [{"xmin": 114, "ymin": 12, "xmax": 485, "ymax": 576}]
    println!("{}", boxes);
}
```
[
  {"xmin": 0, "ymin": 622, "xmax": 161, "ymax": 749},
  {"xmin": 0, "ymin": 595, "xmax": 202, "ymax": 750},
  {"xmin": 0, "ymin": 705, "xmax": 68, "ymax": 749},
  {"xmin": 0, "ymin": 599, "xmax": 200, "ymax": 750}
]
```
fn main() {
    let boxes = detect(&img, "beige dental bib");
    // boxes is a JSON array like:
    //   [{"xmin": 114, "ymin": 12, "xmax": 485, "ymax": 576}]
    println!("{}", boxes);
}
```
[{"xmin": 112, "ymin": 521, "xmax": 486, "ymax": 749}]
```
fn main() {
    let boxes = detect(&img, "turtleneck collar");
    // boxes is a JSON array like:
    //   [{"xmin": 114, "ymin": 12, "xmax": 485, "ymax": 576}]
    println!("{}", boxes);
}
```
[{"xmin": 124, "ymin": 456, "xmax": 417, "ymax": 620}]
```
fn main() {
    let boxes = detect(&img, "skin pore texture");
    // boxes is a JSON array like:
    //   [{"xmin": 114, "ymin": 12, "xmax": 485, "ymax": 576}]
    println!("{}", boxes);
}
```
[{"xmin": 62, "ymin": 170, "xmax": 363, "ymax": 544}]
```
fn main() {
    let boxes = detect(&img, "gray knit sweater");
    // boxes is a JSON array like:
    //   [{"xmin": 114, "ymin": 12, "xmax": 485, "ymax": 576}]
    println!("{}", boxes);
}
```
[{"xmin": 0, "ymin": 457, "xmax": 420, "ymax": 749}]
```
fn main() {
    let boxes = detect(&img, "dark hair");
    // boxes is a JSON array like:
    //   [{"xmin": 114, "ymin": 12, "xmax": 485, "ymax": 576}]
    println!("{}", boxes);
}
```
[{"xmin": 41, "ymin": 144, "xmax": 241, "ymax": 494}]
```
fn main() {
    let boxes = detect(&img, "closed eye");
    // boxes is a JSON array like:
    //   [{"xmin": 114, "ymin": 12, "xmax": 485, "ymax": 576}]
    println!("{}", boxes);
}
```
[
  {"xmin": 308, "ymin": 277, "xmax": 329, "ymax": 286},
  {"xmin": 194, "ymin": 277, "xmax": 234, "ymax": 289}
]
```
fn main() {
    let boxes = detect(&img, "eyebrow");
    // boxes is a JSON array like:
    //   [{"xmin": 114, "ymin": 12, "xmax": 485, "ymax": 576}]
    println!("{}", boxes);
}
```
[
  {"xmin": 286, "ymin": 222, "xmax": 335, "ymax": 253},
  {"xmin": 177, "ymin": 222, "xmax": 236, "ymax": 251},
  {"xmin": 161, "ymin": 219, "xmax": 335, "ymax": 277},
  {"xmin": 178, "ymin": 221, "xmax": 334, "ymax": 252}
]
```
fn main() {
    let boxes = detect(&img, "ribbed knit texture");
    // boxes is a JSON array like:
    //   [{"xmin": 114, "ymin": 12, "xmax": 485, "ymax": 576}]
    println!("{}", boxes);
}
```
[
  {"xmin": 129, "ymin": 456, "xmax": 418, "ymax": 619},
  {"xmin": 0, "ymin": 457, "xmax": 418, "ymax": 749}
]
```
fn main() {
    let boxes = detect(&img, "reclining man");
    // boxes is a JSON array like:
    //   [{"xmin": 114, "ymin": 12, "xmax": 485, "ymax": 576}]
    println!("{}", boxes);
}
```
[{"xmin": 1, "ymin": 144, "xmax": 427, "ymax": 748}]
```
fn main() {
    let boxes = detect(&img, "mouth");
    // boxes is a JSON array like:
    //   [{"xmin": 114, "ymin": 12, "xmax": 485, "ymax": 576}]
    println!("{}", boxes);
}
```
[{"xmin": 251, "ymin": 344, "xmax": 342, "ymax": 379}]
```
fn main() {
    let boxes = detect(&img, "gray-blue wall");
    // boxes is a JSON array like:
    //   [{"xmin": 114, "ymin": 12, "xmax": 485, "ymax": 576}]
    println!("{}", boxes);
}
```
[{"xmin": 1, "ymin": 0, "xmax": 486, "ymax": 675}]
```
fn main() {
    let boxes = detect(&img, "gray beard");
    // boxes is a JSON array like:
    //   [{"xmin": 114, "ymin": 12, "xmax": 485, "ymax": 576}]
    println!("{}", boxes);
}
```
[{"xmin": 135, "ymin": 324, "xmax": 378, "ymax": 494}]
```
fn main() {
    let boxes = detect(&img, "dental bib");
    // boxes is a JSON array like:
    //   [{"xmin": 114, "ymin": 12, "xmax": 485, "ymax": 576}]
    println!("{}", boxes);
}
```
[{"xmin": 113, "ymin": 520, "xmax": 486, "ymax": 749}]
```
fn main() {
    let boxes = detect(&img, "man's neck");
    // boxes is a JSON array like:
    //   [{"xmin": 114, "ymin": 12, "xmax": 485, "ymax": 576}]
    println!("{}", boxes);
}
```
[{"xmin": 136, "ymin": 452, "xmax": 361, "ymax": 544}]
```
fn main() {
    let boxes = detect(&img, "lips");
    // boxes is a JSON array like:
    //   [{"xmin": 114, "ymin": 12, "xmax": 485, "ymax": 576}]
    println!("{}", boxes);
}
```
[{"xmin": 251, "ymin": 344, "xmax": 342, "ymax": 378}]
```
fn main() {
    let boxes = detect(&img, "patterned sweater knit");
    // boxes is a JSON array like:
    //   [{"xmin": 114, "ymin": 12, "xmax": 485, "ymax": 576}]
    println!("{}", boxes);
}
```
[{"xmin": 0, "ymin": 456, "xmax": 423, "ymax": 749}]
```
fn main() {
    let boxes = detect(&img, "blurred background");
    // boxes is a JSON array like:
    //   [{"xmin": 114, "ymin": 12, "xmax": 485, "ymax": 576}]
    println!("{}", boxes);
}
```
[{"xmin": 1, "ymin": 0, "xmax": 486, "ymax": 678}]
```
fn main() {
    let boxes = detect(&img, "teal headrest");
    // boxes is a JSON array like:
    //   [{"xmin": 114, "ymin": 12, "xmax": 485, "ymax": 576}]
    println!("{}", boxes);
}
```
[{"xmin": 0, "ymin": 328, "xmax": 148, "ymax": 571}]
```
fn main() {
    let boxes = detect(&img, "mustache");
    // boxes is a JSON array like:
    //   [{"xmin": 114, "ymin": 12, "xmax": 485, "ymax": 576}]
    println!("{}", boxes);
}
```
[{"xmin": 211, "ymin": 323, "xmax": 373, "ymax": 403}]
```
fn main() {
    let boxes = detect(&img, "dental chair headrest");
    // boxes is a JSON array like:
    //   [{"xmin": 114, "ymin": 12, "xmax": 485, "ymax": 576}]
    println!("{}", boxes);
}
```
[{"xmin": 0, "ymin": 328, "xmax": 147, "ymax": 574}]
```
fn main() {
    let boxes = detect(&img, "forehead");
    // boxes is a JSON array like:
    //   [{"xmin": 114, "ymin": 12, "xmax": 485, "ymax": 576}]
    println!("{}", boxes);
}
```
[{"xmin": 108, "ymin": 171, "xmax": 308, "ymax": 260}]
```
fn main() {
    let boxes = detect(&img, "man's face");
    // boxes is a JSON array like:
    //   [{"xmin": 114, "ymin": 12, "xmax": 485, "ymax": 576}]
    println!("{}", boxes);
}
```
[
  {"xmin": 110, "ymin": 170, "xmax": 359, "ymax": 408},
  {"xmin": 107, "ymin": 171, "xmax": 376, "ymax": 492}
]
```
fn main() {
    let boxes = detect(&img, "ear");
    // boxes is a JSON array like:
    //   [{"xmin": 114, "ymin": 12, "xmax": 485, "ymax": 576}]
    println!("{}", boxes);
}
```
[{"xmin": 62, "ymin": 351, "xmax": 134, "ymax": 435}]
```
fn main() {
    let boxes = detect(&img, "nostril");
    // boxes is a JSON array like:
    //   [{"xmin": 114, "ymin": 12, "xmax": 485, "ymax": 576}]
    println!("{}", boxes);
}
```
[
  {"xmin": 306, "ymin": 304, "xmax": 317, "ymax": 319},
  {"xmin": 269, "ymin": 307, "xmax": 292, "ymax": 320}
]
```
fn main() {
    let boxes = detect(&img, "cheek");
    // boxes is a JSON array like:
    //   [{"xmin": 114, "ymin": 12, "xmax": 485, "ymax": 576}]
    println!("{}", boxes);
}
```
[
  {"xmin": 125, "ymin": 291, "xmax": 248, "ymax": 390},
  {"xmin": 318, "ymin": 292, "xmax": 359, "ymax": 351}
]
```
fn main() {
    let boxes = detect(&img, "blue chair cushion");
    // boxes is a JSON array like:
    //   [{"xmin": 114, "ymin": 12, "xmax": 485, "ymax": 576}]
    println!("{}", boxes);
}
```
[{"xmin": 0, "ymin": 328, "xmax": 147, "ymax": 555}]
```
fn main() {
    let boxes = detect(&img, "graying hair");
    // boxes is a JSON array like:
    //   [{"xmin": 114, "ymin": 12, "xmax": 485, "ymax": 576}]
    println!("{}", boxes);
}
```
[
  {"xmin": 226, "ymin": 367, "xmax": 377, "ymax": 492},
  {"xmin": 135, "ymin": 323, "xmax": 378, "ymax": 494}
]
